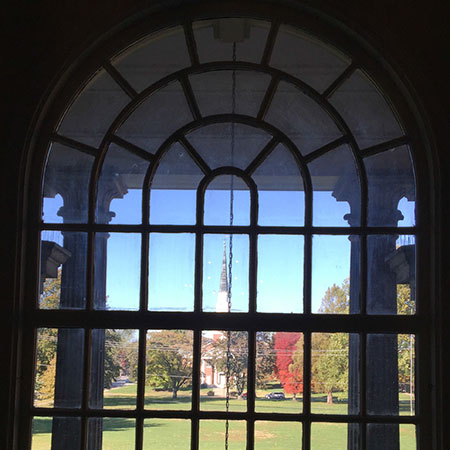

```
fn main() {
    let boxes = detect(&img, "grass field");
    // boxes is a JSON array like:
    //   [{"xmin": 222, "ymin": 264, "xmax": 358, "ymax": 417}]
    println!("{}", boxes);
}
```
[{"xmin": 32, "ymin": 386, "xmax": 416, "ymax": 449}]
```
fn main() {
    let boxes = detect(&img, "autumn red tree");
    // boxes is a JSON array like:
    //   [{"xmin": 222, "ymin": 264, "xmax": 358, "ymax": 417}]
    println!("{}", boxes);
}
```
[{"xmin": 273, "ymin": 332, "xmax": 303, "ymax": 399}]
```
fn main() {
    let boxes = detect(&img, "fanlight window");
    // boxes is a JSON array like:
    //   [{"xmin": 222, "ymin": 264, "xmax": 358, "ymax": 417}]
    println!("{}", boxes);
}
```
[{"xmin": 36, "ymin": 17, "xmax": 417, "ymax": 450}]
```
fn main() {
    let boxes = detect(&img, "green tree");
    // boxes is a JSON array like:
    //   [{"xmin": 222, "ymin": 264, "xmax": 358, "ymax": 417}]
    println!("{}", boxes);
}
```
[
  {"xmin": 146, "ymin": 330, "xmax": 193, "ymax": 399},
  {"xmin": 318, "ymin": 279, "xmax": 349, "ymax": 314},
  {"xmin": 255, "ymin": 332, "xmax": 276, "ymax": 389}
]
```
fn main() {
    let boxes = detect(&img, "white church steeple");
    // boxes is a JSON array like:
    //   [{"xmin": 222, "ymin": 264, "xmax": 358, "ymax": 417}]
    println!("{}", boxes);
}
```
[{"xmin": 216, "ymin": 240, "xmax": 230, "ymax": 313}]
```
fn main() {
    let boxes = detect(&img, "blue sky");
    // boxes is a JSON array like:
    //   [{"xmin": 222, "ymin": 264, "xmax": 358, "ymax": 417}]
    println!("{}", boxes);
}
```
[{"xmin": 42, "ymin": 188, "xmax": 415, "ymax": 313}]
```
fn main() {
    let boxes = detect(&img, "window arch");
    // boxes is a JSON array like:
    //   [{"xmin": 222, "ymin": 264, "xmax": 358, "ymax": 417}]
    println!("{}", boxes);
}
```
[{"xmin": 28, "ymin": 9, "xmax": 425, "ymax": 450}]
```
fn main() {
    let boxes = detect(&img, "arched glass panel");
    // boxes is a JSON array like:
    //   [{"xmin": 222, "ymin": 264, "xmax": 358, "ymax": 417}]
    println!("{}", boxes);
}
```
[
  {"xmin": 308, "ymin": 144, "xmax": 361, "ymax": 226},
  {"xmin": 265, "ymin": 80, "xmax": 342, "ymax": 155},
  {"xmin": 270, "ymin": 24, "xmax": 351, "ymax": 93},
  {"xmin": 189, "ymin": 70, "xmax": 271, "ymax": 117},
  {"xmin": 204, "ymin": 175, "xmax": 250, "ymax": 226},
  {"xmin": 96, "ymin": 144, "xmax": 150, "ymax": 224},
  {"xmin": 150, "ymin": 142, "xmax": 204, "ymax": 225},
  {"xmin": 112, "ymin": 26, "xmax": 191, "ymax": 92},
  {"xmin": 116, "ymin": 81, "xmax": 193, "ymax": 152},
  {"xmin": 58, "ymin": 69, "xmax": 130, "ymax": 147},
  {"xmin": 186, "ymin": 123, "xmax": 272, "ymax": 170}
]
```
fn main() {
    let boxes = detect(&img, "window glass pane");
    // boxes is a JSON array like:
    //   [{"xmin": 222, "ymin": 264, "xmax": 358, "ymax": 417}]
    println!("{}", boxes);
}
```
[
  {"xmin": 40, "ymin": 231, "xmax": 87, "ymax": 310},
  {"xmin": 143, "ymin": 419, "xmax": 191, "ymax": 449},
  {"xmin": 58, "ymin": 69, "xmax": 130, "ymax": 147},
  {"xmin": 94, "ymin": 233, "xmax": 141, "ymax": 310},
  {"xmin": 265, "ymin": 81, "xmax": 342, "ymax": 155},
  {"xmin": 204, "ymin": 176, "xmax": 250, "ymax": 226},
  {"xmin": 257, "ymin": 235, "xmax": 304, "ymax": 313},
  {"xmin": 43, "ymin": 143, "xmax": 94, "ymax": 224},
  {"xmin": 90, "ymin": 329, "xmax": 138, "ymax": 409},
  {"xmin": 312, "ymin": 235, "xmax": 354, "ymax": 314},
  {"xmin": 199, "ymin": 420, "xmax": 246, "ymax": 449},
  {"xmin": 150, "ymin": 142, "xmax": 204, "ymax": 225},
  {"xmin": 367, "ymin": 334, "xmax": 416, "ymax": 416},
  {"xmin": 256, "ymin": 332, "xmax": 303, "ymax": 412},
  {"xmin": 89, "ymin": 418, "xmax": 135, "ymax": 449},
  {"xmin": 193, "ymin": 19, "xmax": 270, "ymax": 63},
  {"xmin": 203, "ymin": 234, "xmax": 249, "ymax": 313},
  {"xmin": 329, "ymin": 70, "xmax": 404, "ymax": 149},
  {"xmin": 311, "ymin": 333, "xmax": 359, "ymax": 415},
  {"xmin": 117, "ymin": 81, "xmax": 193, "ymax": 152},
  {"xmin": 186, "ymin": 123, "xmax": 272, "ymax": 170},
  {"xmin": 32, "ymin": 417, "xmax": 81, "ymax": 450},
  {"xmin": 96, "ymin": 144, "xmax": 150, "ymax": 224},
  {"xmin": 311, "ymin": 422, "xmax": 348, "ymax": 449},
  {"xmin": 365, "ymin": 146, "xmax": 415, "ymax": 227},
  {"xmin": 189, "ymin": 70, "xmax": 271, "ymax": 117},
  {"xmin": 34, "ymin": 328, "xmax": 84, "ymax": 408},
  {"xmin": 254, "ymin": 421, "xmax": 302, "ymax": 449},
  {"xmin": 270, "ymin": 25, "xmax": 350, "ymax": 93},
  {"xmin": 367, "ymin": 235, "xmax": 416, "ymax": 315},
  {"xmin": 367, "ymin": 424, "xmax": 417, "ymax": 450},
  {"xmin": 112, "ymin": 26, "xmax": 191, "ymax": 92},
  {"xmin": 309, "ymin": 145, "xmax": 360, "ymax": 226},
  {"xmin": 200, "ymin": 331, "xmax": 248, "ymax": 412},
  {"xmin": 253, "ymin": 143, "xmax": 304, "ymax": 226},
  {"xmin": 149, "ymin": 233, "xmax": 195, "ymax": 311},
  {"xmin": 145, "ymin": 330, "xmax": 193, "ymax": 410}
]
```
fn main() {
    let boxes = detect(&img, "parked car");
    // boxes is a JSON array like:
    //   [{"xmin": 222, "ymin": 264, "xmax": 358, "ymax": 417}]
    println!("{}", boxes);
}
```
[{"xmin": 265, "ymin": 392, "xmax": 285, "ymax": 400}]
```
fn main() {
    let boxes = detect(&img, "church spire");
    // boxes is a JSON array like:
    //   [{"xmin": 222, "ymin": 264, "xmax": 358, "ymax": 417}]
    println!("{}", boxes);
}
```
[{"xmin": 220, "ymin": 239, "xmax": 228, "ymax": 293}]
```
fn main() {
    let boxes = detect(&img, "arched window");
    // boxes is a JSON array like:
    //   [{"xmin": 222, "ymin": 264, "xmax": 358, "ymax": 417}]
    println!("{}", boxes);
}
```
[{"xmin": 28, "ymin": 10, "xmax": 424, "ymax": 450}]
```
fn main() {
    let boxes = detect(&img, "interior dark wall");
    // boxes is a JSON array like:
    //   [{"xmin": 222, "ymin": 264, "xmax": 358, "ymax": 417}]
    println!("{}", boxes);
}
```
[{"xmin": 2, "ymin": 1, "xmax": 449, "ymax": 448}]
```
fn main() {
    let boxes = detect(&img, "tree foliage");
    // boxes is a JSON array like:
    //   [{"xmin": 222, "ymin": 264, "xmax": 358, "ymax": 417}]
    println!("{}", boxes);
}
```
[
  {"xmin": 255, "ymin": 332, "xmax": 276, "ymax": 388},
  {"xmin": 146, "ymin": 330, "xmax": 193, "ymax": 399}
]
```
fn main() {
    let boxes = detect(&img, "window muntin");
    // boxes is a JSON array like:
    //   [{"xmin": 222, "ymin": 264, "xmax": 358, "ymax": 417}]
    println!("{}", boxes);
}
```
[{"xmin": 35, "ymin": 15, "xmax": 419, "ymax": 450}]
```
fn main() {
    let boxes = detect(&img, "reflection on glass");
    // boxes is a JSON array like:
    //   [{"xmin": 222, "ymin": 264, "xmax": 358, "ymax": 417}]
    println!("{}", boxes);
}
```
[
  {"xmin": 257, "ymin": 235, "xmax": 304, "ymax": 313},
  {"xmin": 186, "ymin": 123, "xmax": 272, "ymax": 170},
  {"xmin": 311, "ymin": 423, "xmax": 348, "ymax": 449},
  {"xmin": 43, "ymin": 143, "xmax": 94, "ymax": 224},
  {"xmin": 366, "ymin": 333, "xmax": 416, "ymax": 416},
  {"xmin": 145, "ymin": 330, "xmax": 193, "ymax": 410},
  {"xmin": 365, "ymin": 146, "xmax": 415, "ymax": 227},
  {"xmin": 189, "ymin": 70, "xmax": 271, "ymax": 117},
  {"xmin": 367, "ymin": 235, "xmax": 415, "ymax": 315},
  {"xmin": 200, "ymin": 331, "xmax": 248, "ymax": 412},
  {"xmin": 34, "ymin": 328, "xmax": 84, "ymax": 408},
  {"xmin": 312, "ymin": 235, "xmax": 353, "ymax": 314},
  {"xmin": 117, "ymin": 81, "xmax": 192, "ymax": 152},
  {"xmin": 150, "ymin": 142, "xmax": 203, "ymax": 225},
  {"xmin": 149, "ymin": 233, "xmax": 195, "ymax": 311},
  {"xmin": 255, "ymin": 421, "xmax": 302, "ymax": 449},
  {"xmin": 143, "ymin": 419, "xmax": 191, "ymax": 449},
  {"xmin": 58, "ymin": 69, "xmax": 130, "ymax": 148},
  {"xmin": 94, "ymin": 233, "xmax": 141, "ymax": 311},
  {"xmin": 311, "ymin": 333, "xmax": 355, "ymax": 415},
  {"xmin": 255, "ymin": 332, "xmax": 303, "ymax": 413},
  {"xmin": 253, "ymin": 143, "xmax": 304, "ymax": 226},
  {"xmin": 92, "ymin": 418, "xmax": 135, "ymax": 449},
  {"xmin": 199, "ymin": 420, "xmax": 246, "ymax": 449},
  {"xmin": 309, "ymin": 145, "xmax": 360, "ymax": 226},
  {"xmin": 32, "ymin": 417, "xmax": 81, "ymax": 450},
  {"xmin": 270, "ymin": 24, "xmax": 350, "ymax": 93},
  {"xmin": 96, "ymin": 144, "xmax": 150, "ymax": 224},
  {"xmin": 203, "ymin": 234, "xmax": 249, "ymax": 313},
  {"xmin": 90, "ymin": 329, "xmax": 138, "ymax": 410},
  {"xmin": 265, "ymin": 81, "xmax": 342, "ymax": 155},
  {"xmin": 204, "ymin": 176, "xmax": 250, "ymax": 226},
  {"xmin": 112, "ymin": 26, "xmax": 191, "ymax": 92},
  {"xmin": 193, "ymin": 18, "xmax": 270, "ymax": 63},
  {"xmin": 367, "ymin": 424, "xmax": 416, "ymax": 450},
  {"xmin": 40, "ymin": 231, "xmax": 87, "ymax": 310},
  {"xmin": 329, "ymin": 70, "xmax": 404, "ymax": 149}
]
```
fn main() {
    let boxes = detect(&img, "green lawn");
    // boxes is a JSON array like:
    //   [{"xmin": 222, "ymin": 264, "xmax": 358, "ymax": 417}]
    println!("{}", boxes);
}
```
[{"xmin": 32, "ymin": 386, "xmax": 416, "ymax": 449}]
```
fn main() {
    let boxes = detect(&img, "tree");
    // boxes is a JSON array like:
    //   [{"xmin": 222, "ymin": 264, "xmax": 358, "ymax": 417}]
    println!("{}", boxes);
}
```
[
  {"xmin": 273, "ymin": 332, "xmax": 303, "ymax": 399},
  {"xmin": 146, "ymin": 330, "xmax": 193, "ymax": 399},
  {"xmin": 318, "ymin": 279, "xmax": 349, "ymax": 314},
  {"xmin": 211, "ymin": 331, "xmax": 248, "ymax": 398},
  {"xmin": 255, "ymin": 332, "xmax": 276, "ymax": 389}
]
